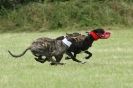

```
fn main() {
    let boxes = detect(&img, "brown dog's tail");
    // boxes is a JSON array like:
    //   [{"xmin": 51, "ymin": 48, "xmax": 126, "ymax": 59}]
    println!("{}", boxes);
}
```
[{"xmin": 8, "ymin": 47, "xmax": 30, "ymax": 58}]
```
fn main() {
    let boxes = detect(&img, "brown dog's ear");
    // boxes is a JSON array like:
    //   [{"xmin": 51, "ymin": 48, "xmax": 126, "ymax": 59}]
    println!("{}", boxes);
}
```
[{"xmin": 90, "ymin": 28, "xmax": 95, "ymax": 31}]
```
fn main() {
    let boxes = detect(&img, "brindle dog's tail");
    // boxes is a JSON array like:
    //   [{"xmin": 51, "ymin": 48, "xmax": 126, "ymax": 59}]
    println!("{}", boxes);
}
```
[{"xmin": 8, "ymin": 47, "xmax": 30, "ymax": 58}]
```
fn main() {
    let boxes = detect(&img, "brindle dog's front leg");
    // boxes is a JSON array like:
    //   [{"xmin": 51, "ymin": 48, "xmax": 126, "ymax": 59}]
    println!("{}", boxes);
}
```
[
  {"xmin": 84, "ymin": 51, "xmax": 92, "ymax": 59},
  {"xmin": 34, "ymin": 56, "xmax": 47, "ymax": 63}
]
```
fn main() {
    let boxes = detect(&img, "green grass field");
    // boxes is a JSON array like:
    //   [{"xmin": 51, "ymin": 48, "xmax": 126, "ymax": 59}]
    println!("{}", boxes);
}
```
[{"xmin": 0, "ymin": 29, "xmax": 133, "ymax": 88}]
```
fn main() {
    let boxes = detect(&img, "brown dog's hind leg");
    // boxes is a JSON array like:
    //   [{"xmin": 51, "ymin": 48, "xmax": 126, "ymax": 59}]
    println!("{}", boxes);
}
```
[{"xmin": 66, "ymin": 51, "xmax": 86, "ymax": 64}]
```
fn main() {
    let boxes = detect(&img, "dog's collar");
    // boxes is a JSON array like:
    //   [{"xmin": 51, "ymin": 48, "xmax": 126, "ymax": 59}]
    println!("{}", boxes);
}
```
[
  {"xmin": 89, "ymin": 32, "xmax": 100, "ymax": 41},
  {"xmin": 62, "ymin": 38, "xmax": 72, "ymax": 47}
]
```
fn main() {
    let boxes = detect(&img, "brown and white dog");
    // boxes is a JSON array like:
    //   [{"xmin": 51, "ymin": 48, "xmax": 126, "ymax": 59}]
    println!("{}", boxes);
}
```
[{"xmin": 57, "ymin": 28, "xmax": 111, "ymax": 64}]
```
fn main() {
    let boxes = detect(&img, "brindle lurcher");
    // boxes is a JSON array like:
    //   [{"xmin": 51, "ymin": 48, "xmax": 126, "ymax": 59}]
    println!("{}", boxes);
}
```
[{"xmin": 8, "ymin": 36, "xmax": 77, "ymax": 65}]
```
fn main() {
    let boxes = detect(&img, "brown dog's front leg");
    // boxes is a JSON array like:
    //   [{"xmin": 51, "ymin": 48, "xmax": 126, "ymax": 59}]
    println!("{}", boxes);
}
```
[
  {"xmin": 65, "ymin": 51, "xmax": 75, "ymax": 60},
  {"xmin": 84, "ymin": 51, "xmax": 92, "ymax": 59}
]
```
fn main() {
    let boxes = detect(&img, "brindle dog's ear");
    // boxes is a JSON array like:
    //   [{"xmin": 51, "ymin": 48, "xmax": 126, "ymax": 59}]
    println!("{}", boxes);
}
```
[{"xmin": 56, "ymin": 36, "xmax": 64, "ymax": 40}]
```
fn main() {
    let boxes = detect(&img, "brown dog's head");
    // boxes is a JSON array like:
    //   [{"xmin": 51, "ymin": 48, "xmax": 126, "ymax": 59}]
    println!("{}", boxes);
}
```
[{"xmin": 87, "ymin": 28, "xmax": 111, "ymax": 41}]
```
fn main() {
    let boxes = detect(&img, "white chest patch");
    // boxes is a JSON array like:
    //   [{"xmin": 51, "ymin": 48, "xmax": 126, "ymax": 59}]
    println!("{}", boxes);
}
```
[{"xmin": 62, "ymin": 38, "xmax": 72, "ymax": 47}]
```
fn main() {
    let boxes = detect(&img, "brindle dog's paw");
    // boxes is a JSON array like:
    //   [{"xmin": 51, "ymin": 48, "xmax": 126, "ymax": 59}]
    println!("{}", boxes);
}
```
[
  {"xmin": 50, "ymin": 62, "xmax": 65, "ymax": 65},
  {"xmin": 50, "ymin": 63, "xmax": 57, "ymax": 65},
  {"xmin": 34, "ymin": 58, "xmax": 45, "ymax": 63},
  {"xmin": 59, "ymin": 63, "xmax": 66, "ymax": 65}
]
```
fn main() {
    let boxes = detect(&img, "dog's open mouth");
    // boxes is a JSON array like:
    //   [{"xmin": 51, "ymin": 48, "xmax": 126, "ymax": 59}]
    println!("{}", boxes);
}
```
[{"xmin": 98, "ymin": 32, "xmax": 111, "ymax": 39}]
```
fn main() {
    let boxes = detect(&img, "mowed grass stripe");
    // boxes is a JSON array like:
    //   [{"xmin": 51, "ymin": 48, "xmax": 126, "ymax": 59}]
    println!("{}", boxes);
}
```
[{"xmin": 0, "ymin": 29, "xmax": 133, "ymax": 88}]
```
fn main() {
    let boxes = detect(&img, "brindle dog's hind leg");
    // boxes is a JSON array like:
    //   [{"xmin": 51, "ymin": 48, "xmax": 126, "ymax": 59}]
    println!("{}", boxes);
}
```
[
  {"xmin": 49, "ymin": 55, "xmax": 64, "ymax": 65},
  {"xmin": 34, "ymin": 56, "xmax": 47, "ymax": 63},
  {"xmin": 54, "ymin": 55, "xmax": 65, "ymax": 65},
  {"xmin": 48, "ymin": 57, "xmax": 58, "ymax": 65}
]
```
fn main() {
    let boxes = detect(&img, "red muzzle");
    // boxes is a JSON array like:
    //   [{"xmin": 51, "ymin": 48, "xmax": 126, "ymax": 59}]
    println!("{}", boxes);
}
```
[
  {"xmin": 89, "ymin": 31, "xmax": 111, "ymax": 40},
  {"xmin": 99, "ymin": 32, "xmax": 111, "ymax": 39}
]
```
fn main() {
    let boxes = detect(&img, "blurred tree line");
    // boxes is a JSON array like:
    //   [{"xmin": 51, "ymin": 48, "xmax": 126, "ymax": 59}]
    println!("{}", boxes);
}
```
[
  {"xmin": 0, "ymin": 0, "xmax": 45, "ymax": 9},
  {"xmin": 0, "ymin": 0, "xmax": 71, "ymax": 9},
  {"xmin": 0, "ymin": 0, "xmax": 132, "ymax": 32}
]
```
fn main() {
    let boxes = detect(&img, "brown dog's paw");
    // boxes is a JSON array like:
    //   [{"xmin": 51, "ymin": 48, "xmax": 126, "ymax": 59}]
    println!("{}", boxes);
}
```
[
  {"xmin": 81, "ymin": 61, "xmax": 86, "ymax": 64},
  {"xmin": 85, "ymin": 56, "xmax": 91, "ymax": 59},
  {"xmin": 65, "ymin": 57, "xmax": 71, "ymax": 60}
]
